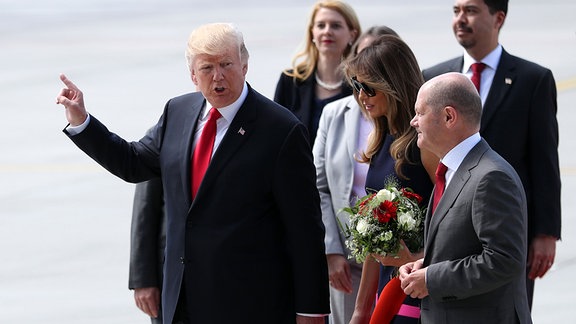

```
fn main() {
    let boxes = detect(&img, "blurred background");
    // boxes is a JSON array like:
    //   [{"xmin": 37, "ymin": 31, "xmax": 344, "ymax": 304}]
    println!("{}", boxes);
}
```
[{"xmin": 1, "ymin": 0, "xmax": 574, "ymax": 322}]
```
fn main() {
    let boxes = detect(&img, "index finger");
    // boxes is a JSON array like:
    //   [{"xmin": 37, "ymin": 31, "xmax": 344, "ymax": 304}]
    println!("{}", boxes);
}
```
[{"xmin": 59, "ymin": 73, "xmax": 79, "ymax": 90}]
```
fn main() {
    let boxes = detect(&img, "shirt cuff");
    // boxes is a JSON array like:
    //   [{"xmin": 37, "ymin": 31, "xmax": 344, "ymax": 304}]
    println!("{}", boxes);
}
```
[
  {"xmin": 65, "ymin": 114, "xmax": 91, "ymax": 135},
  {"xmin": 296, "ymin": 313, "xmax": 328, "ymax": 317}
]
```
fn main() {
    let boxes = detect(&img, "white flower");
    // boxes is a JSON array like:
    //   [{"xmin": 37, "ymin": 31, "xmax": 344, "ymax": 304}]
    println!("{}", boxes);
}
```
[
  {"xmin": 356, "ymin": 218, "xmax": 370, "ymax": 235},
  {"xmin": 383, "ymin": 230, "xmax": 393, "ymax": 241},
  {"xmin": 398, "ymin": 211, "xmax": 417, "ymax": 231},
  {"xmin": 342, "ymin": 181, "xmax": 425, "ymax": 263},
  {"xmin": 376, "ymin": 188, "xmax": 396, "ymax": 203}
]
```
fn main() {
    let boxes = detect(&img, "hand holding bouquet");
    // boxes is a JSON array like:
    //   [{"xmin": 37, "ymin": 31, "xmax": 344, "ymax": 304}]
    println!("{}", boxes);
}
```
[{"xmin": 341, "ymin": 179, "xmax": 425, "ymax": 263}]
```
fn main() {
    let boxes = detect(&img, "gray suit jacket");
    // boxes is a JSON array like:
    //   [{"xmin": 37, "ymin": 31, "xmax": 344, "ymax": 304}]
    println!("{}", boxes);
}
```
[
  {"xmin": 313, "ymin": 95, "xmax": 362, "ymax": 256},
  {"xmin": 421, "ymin": 139, "xmax": 532, "ymax": 324}
]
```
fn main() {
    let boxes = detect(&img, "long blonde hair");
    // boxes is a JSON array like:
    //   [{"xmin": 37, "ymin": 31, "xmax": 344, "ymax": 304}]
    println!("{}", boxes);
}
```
[
  {"xmin": 343, "ymin": 35, "xmax": 424, "ymax": 179},
  {"xmin": 284, "ymin": 0, "xmax": 361, "ymax": 82}
]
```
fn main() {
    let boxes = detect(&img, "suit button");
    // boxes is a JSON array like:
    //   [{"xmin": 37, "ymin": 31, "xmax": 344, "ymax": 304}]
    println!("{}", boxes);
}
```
[{"xmin": 180, "ymin": 256, "xmax": 185, "ymax": 264}]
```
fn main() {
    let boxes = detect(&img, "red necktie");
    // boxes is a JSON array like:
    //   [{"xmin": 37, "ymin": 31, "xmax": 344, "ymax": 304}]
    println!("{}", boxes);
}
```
[
  {"xmin": 470, "ymin": 62, "xmax": 486, "ymax": 93},
  {"xmin": 431, "ymin": 162, "xmax": 448, "ymax": 214},
  {"xmin": 191, "ymin": 107, "xmax": 221, "ymax": 198}
]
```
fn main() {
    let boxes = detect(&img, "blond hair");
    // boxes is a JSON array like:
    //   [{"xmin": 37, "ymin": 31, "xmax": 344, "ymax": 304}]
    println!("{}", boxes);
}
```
[
  {"xmin": 284, "ymin": 0, "xmax": 361, "ymax": 82},
  {"xmin": 185, "ymin": 23, "xmax": 249, "ymax": 70}
]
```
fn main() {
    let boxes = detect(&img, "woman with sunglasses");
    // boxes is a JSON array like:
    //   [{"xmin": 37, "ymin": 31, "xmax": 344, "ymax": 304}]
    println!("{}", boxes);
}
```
[
  {"xmin": 343, "ymin": 35, "xmax": 437, "ymax": 324},
  {"xmin": 313, "ymin": 25, "xmax": 401, "ymax": 324}
]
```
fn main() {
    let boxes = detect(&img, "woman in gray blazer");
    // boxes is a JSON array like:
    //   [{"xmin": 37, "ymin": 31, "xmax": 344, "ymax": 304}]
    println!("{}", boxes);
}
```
[{"xmin": 312, "ymin": 26, "xmax": 404, "ymax": 324}]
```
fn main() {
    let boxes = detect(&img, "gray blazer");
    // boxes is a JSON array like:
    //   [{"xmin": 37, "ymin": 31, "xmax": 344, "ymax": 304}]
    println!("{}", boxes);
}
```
[
  {"xmin": 313, "ymin": 96, "xmax": 362, "ymax": 256},
  {"xmin": 422, "ymin": 139, "xmax": 532, "ymax": 324}
]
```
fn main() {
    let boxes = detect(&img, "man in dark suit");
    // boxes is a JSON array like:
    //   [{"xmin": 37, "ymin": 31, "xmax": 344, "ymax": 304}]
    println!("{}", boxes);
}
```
[
  {"xmin": 400, "ymin": 72, "xmax": 532, "ymax": 323},
  {"xmin": 56, "ymin": 22, "xmax": 330, "ymax": 324},
  {"xmin": 129, "ymin": 178, "xmax": 165, "ymax": 323},
  {"xmin": 421, "ymin": 0, "xmax": 561, "ymax": 308}
]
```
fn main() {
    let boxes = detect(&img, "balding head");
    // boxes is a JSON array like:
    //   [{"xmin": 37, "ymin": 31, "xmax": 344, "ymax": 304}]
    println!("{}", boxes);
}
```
[
  {"xmin": 421, "ymin": 72, "xmax": 482, "ymax": 129},
  {"xmin": 411, "ymin": 72, "xmax": 483, "ymax": 158}
]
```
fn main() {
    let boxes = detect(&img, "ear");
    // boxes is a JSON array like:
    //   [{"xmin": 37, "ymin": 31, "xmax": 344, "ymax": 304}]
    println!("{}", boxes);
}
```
[
  {"xmin": 350, "ymin": 29, "xmax": 359, "ymax": 44},
  {"xmin": 444, "ymin": 106, "xmax": 458, "ymax": 128},
  {"xmin": 190, "ymin": 69, "xmax": 199, "ymax": 86},
  {"xmin": 242, "ymin": 63, "xmax": 248, "ymax": 76},
  {"xmin": 495, "ymin": 11, "xmax": 506, "ymax": 30}
]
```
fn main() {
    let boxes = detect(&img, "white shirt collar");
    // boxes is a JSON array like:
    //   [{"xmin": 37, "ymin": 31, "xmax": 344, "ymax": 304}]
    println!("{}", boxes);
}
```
[
  {"xmin": 440, "ymin": 133, "xmax": 481, "ymax": 186},
  {"xmin": 462, "ymin": 44, "xmax": 502, "ymax": 73},
  {"xmin": 202, "ymin": 82, "xmax": 248, "ymax": 123},
  {"xmin": 193, "ymin": 82, "xmax": 249, "ymax": 156}
]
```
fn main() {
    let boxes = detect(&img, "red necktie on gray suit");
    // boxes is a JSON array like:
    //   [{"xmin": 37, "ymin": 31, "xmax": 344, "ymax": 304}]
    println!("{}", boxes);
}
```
[
  {"xmin": 191, "ymin": 107, "xmax": 221, "ymax": 199},
  {"xmin": 471, "ymin": 62, "xmax": 486, "ymax": 93},
  {"xmin": 431, "ymin": 162, "xmax": 448, "ymax": 214}
]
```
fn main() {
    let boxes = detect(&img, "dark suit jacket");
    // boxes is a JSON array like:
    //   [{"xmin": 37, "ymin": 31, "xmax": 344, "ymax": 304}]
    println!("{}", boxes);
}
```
[
  {"xmin": 422, "ymin": 49, "xmax": 561, "ymax": 241},
  {"xmin": 66, "ymin": 85, "xmax": 330, "ymax": 323},
  {"xmin": 129, "ymin": 178, "xmax": 165, "ymax": 323},
  {"xmin": 274, "ymin": 71, "xmax": 352, "ymax": 143},
  {"xmin": 422, "ymin": 139, "xmax": 531, "ymax": 324}
]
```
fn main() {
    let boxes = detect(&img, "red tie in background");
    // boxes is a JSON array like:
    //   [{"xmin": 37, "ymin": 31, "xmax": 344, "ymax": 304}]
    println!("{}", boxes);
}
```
[
  {"xmin": 431, "ymin": 162, "xmax": 448, "ymax": 214},
  {"xmin": 470, "ymin": 62, "xmax": 486, "ymax": 93},
  {"xmin": 191, "ymin": 107, "xmax": 222, "ymax": 198}
]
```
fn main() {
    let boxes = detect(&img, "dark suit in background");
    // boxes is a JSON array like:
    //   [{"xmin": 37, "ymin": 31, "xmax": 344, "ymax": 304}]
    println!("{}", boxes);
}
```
[
  {"xmin": 129, "ymin": 178, "xmax": 165, "ymax": 324},
  {"xmin": 423, "ymin": 49, "xmax": 560, "ymax": 240},
  {"xmin": 422, "ymin": 0, "xmax": 560, "ymax": 307}
]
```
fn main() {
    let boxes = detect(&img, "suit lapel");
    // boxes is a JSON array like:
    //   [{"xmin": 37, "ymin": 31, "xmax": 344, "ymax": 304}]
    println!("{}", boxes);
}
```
[
  {"xmin": 191, "ymin": 88, "xmax": 258, "ymax": 203},
  {"xmin": 481, "ymin": 50, "xmax": 515, "ymax": 131},
  {"xmin": 344, "ymin": 97, "xmax": 360, "ymax": 163},
  {"xmin": 179, "ymin": 95, "xmax": 205, "ymax": 204},
  {"xmin": 424, "ymin": 140, "xmax": 490, "ymax": 253}
]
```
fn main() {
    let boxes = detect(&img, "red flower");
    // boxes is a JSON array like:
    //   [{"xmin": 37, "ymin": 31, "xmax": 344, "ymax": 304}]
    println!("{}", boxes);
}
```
[
  {"xmin": 401, "ymin": 188, "xmax": 423, "ymax": 204},
  {"xmin": 374, "ymin": 200, "xmax": 398, "ymax": 223}
]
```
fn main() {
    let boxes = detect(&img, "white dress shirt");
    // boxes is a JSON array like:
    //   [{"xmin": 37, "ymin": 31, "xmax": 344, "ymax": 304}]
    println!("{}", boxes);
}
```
[
  {"xmin": 439, "ymin": 133, "xmax": 482, "ymax": 188},
  {"xmin": 192, "ymin": 83, "xmax": 248, "ymax": 157},
  {"xmin": 462, "ymin": 44, "xmax": 502, "ymax": 106}
]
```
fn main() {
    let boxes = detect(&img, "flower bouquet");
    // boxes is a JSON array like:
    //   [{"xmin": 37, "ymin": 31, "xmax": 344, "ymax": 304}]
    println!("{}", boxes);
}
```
[{"xmin": 341, "ymin": 178, "xmax": 426, "ymax": 263}]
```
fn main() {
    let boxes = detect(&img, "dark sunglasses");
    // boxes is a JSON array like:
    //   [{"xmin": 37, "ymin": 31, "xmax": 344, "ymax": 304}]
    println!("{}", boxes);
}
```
[{"xmin": 351, "ymin": 76, "xmax": 376, "ymax": 97}]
